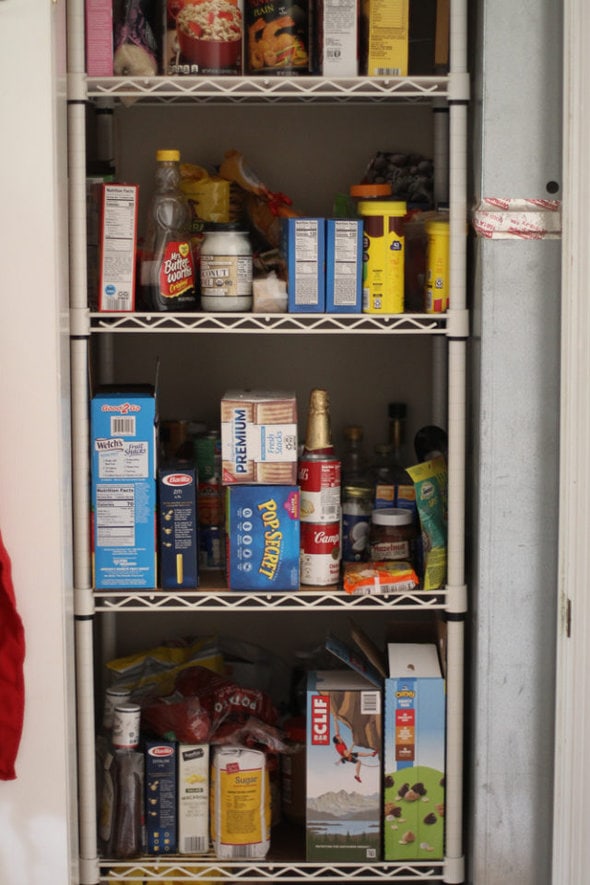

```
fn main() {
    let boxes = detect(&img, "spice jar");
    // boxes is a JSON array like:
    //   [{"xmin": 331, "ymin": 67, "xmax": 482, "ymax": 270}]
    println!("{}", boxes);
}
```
[
  {"xmin": 200, "ymin": 223, "xmax": 253, "ymax": 311},
  {"xmin": 342, "ymin": 482, "xmax": 373, "ymax": 562},
  {"xmin": 369, "ymin": 507, "xmax": 417, "ymax": 564}
]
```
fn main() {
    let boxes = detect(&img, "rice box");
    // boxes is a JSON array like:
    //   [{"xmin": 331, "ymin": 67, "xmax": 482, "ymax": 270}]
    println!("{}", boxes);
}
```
[
  {"xmin": 221, "ymin": 390, "xmax": 298, "ymax": 485},
  {"xmin": 145, "ymin": 739, "xmax": 178, "ymax": 855},
  {"xmin": 384, "ymin": 643, "xmax": 445, "ymax": 860},
  {"xmin": 306, "ymin": 670, "xmax": 382, "ymax": 862},
  {"xmin": 226, "ymin": 485, "xmax": 300, "ymax": 590},
  {"xmin": 91, "ymin": 385, "xmax": 157, "ymax": 589}
]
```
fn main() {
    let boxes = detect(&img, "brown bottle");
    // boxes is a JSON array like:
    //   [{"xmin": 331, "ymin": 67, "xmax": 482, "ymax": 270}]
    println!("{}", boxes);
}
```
[{"xmin": 303, "ymin": 388, "xmax": 335, "ymax": 455}]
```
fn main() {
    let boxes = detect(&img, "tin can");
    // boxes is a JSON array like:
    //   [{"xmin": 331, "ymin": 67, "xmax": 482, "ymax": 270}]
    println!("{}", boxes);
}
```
[
  {"xmin": 244, "ymin": 1, "xmax": 311, "ymax": 76},
  {"xmin": 342, "ymin": 483, "xmax": 373, "ymax": 562},
  {"xmin": 200, "ymin": 524, "xmax": 225, "ymax": 569},
  {"xmin": 358, "ymin": 200, "xmax": 407, "ymax": 314},
  {"xmin": 102, "ymin": 686, "xmax": 132, "ymax": 731},
  {"xmin": 112, "ymin": 702, "xmax": 141, "ymax": 749},
  {"xmin": 300, "ymin": 521, "xmax": 341, "ymax": 586},
  {"xmin": 298, "ymin": 454, "xmax": 341, "ymax": 524},
  {"xmin": 424, "ymin": 219, "xmax": 450, "ymax": 313}
]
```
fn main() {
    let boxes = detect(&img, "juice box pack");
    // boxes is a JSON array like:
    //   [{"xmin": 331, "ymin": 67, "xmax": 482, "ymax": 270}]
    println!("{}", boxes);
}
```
[{"xmin": 91, "ymin": 385, "xmax": 157, "ymax": 589}]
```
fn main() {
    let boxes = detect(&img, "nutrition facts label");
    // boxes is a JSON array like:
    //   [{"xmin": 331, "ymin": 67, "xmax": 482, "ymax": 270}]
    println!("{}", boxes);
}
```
[{"xmin": 96, "ymin": 485, "xmax": 135, "ymax": 546}]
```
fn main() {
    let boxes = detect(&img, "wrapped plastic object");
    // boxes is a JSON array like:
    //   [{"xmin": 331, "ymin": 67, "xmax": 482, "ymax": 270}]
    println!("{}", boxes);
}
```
[
  {"xmin": 114, "ymin": 0, "xmax": 159, "ymax": 76},
  {"xmin": 141, "ymin": 692, "xmax": 214, "ymax": 743},
  {"xmin": 100, "ymin": 749, "xmax": 144, "ymax": 858},
  {"xmin": 406, "ymin": 456, "xmax": 448, "ymax": 591},
  {"xmin": 175, "ymin": 665, "xmax": 278, "ymax": 727},
  {"xmin": 342, "ymin": 561, "xmax": 420, "ymax": 595},
  {"xmin": 362, "ymin": 151, "xmax": 434, "ymax": 207}
]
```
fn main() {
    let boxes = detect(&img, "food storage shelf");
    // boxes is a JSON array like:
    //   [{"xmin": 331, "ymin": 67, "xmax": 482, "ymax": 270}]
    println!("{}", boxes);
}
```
[
  {"xmin": 98, "ymin": 857, "xmax": 445, "ymax": 882},
  {"xmin": 89, "ymin": 311, "xmax": 448, "ymax": 335},
  {"xmin": 86, "ymin": 74, "xmax": 449, "ymax": 105}
]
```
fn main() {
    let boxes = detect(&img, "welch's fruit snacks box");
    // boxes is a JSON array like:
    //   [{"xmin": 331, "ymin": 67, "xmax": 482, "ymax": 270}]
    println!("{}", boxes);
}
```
[
  {"xmin": 91, "ymin": 385, "xmax": 157, "ymax": 589},
  {"xmin": 384, "ymin": 643, "xmax": 445, "ymax": 860},
  {"xmin": 225, "ymin": 485, "xmax": 300, "ymax": 590},
  {"xmin": 306, "ymin": 670, "xmax": 382, "ymax": 862}
]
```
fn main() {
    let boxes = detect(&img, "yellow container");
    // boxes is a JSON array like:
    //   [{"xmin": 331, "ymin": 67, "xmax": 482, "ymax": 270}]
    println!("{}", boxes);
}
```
[
  {"xmin": 424, "ymin": 219, "xmax": 450, "ymax": 313},
  {"xmin": 358, "ymin": 200, "xmax": 407, "ymax": 314}
]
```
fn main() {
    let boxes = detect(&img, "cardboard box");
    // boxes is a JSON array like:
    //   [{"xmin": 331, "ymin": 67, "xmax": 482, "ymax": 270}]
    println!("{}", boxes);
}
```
[
  {"xmin": 91, "ymin": 385, "xmax": 157, "ymax": 589},
  {"xmin": 226, "ymin": 485, "xmax": 300, "ymax": 591},
  {"xmin": 98, "ymin": 183, "xmax": 138, "ymax": 312},
  {"xmin": 282, "ymin": 218, "xmax": 326, "ymax": 313},
  {"xmin": 145, "ymin": 739, "xmax": 178, "ymax": 855},
  {"xmin": 326, "ymin": 219, "xmax": 363, "ymax": 312},
  {"xmin": 383, "ymin": 643, "xmax": 445, "ymax": 860},
  {"xmin": 221, "ymin": 390, "xmax": 298, "ymax": 485},
  {"xmin": 306, "ymin": 670, "xmax": 382, "ymax": 862},
  {"xmin": 318, "ymin": 0, "xmax": 359, "ymax": 77},
  {"xmin": 178, "ymin": 744, "xmax": 210, "ymax": 855},
  {"xmin": 158, "ymin": 464, "xmax": 198, "ymax": 589},
  {"xmin": 361, "ymin": 0, "xmax": 409, "ymax": 77},
  {"xmin": 85, "ymin": 0, "xmax": 113, "ymax": 76}
]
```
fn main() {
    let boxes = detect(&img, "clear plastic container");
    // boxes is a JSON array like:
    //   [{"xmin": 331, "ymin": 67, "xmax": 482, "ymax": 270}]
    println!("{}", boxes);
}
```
[{"xmin": 200, "ymin": 223, "xmax": 253, "ymax": 312}]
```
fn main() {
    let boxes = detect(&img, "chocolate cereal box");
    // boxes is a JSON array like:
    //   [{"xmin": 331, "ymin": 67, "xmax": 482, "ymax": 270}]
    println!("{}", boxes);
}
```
[{"xmin": 221, "ymin": 390, "xmax": 298, "ymax": 485}]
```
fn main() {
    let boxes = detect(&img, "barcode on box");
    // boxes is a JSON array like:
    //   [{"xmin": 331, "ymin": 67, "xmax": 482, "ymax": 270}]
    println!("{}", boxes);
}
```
[
  {"xmin": 361, "ymin": 690, "xmax": 381, "ymax": 715},
  {"xmin": 111, "ymin": 416, "xmax": 136, "ymax": 435},
  {"xmin": 183, "ymin": 836, "xmax": 207, "ymax": 853}
]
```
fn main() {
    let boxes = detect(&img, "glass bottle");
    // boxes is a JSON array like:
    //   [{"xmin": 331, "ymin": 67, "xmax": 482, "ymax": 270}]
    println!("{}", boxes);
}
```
[
  {"xmin": 302, "ymin": 388, "xmax": 335, "ymax": 456},
  {"xmin": 340, "ymin": 424, "xmax": 370, "ymax": 483},
  {"xmin": 140, "ymin": 149, "xmax": 197, "ymax": 312}
]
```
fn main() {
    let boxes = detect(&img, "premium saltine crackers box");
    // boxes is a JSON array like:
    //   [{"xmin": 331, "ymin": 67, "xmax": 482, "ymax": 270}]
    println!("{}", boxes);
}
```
[{"xmin": 221, "ymin": 390, "xmax": 298, "ymax": 485}]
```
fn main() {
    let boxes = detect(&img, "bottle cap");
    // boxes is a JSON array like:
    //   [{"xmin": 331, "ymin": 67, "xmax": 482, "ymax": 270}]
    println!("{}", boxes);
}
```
[
  {"xmin": 304, "ymin": 388, "xmax": 333, "ymax": 453},
  {"xmin": 343, "ymin": 424, "xmax": 363, "ymax": 442},
  {"xmin": 357, "ymin": 200, "xmax": 407, "ymax": 217},
  {"xmin": 371, "ymin": 508, "xmax": 413, "ymax": 526},
  {"xmin": 156, "ymin": 149, "xmax": 180, "ymax": 162},
  {"xmin": 349, "ymin": 183, "xmax": 392, "ymax": 198}
]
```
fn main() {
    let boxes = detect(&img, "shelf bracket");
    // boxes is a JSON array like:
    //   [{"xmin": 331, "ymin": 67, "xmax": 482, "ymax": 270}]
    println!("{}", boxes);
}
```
[{"xmin": 446, "ymin": 308, "xmax": 469, "ymax": 339}]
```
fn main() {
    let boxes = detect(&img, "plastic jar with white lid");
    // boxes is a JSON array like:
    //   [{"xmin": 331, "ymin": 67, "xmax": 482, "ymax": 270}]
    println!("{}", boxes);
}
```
[
  {"xmin": 199, "ymin": 223, "xmax": 253, "ymax": 312},
  {"xmin": 369, "ymin": 507, "xmax": 417, "ymax": 563}
]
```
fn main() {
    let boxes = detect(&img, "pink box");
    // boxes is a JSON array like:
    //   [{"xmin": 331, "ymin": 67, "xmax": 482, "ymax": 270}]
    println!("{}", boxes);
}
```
[{"xmin": 86, "ymin": 0, "xmax": 114, "ymax": 76}]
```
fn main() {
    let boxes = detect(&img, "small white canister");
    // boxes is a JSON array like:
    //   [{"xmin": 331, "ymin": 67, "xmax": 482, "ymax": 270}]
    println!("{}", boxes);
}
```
[
  {"xmin": 200, "ymin": 223, "xmax": 253, "ymax": 312},
  {"xmin": 112, "ymin": 702, "xmax": 141, "ymax": 750}
]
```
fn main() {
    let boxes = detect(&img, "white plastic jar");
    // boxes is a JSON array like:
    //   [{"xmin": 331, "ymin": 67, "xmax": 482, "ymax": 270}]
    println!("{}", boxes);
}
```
[{"xmin": 200, "ymin": 223, "xmax": 253, "ymax": 312}]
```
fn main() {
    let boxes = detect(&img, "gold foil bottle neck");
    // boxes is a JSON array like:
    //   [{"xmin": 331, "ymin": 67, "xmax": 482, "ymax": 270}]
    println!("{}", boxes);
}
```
[{"xmin": 304, "ymin": 388, "xmax": 333, "ymax": 453}]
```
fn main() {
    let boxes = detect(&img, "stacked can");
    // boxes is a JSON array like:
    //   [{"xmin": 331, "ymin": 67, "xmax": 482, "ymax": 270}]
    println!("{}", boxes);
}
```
[
  {"xmin": 298, "ymin": 389, "xmax": 342, "ymax": 586},
  {"xmin": 194, "ymin": 430, "xmax": 225, "ymax": 569}
]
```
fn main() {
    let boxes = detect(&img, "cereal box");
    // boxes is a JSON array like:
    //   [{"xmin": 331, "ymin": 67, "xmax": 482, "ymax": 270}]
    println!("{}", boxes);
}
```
[
  {"xmin": 91, "ymin": 385, "xmax": 157, "ymax": 589},
  {"xmin": 383, "ymin": 643, "xmax": 445, "ymax": 860},
  {"xmin": 221, "ymin": 390, "xmax": 298, "ymax": 485},
  {"xmin": 225, "ymin": 485, "xmax": 300, "ymax": 591},
  {"xmin": 306, "ymin": 670, "xmax": 382, "ymax": 862},
  {"xmin": 98, "ymin": 183, "xmax": 138, "ymax": 312}
]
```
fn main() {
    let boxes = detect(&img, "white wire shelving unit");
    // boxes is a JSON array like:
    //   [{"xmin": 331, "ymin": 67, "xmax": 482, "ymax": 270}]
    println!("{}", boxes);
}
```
[{"xmin": 68, "ymin": 2, "xmax": 469, "ymax": 883}]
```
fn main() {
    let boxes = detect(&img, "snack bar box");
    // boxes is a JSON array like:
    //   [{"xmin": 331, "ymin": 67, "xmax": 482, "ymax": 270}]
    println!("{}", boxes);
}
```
[
  {"xmin": 384, "ymin": 643, "xmax": 446, "ymax": 861},
  {"xmin": 91, "ymin": 385, "xmax": 157, "ymax": 589},
  {"xmin": 282, "ymin": 217, "xmax": 326, "ymax": 313},
  {"xmin": 306, "ymin": 670, "xmax": 382, "ymax": 862},
  {"xmin": 221, "ymin": 390, "xmax": 298, "ymax": 485},
  {"xmin": 226, "ymin": 485, "xmax": 300, "ymax": 591}
]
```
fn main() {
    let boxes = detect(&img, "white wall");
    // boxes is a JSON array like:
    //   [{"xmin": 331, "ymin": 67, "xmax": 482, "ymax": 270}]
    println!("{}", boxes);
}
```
[{"xmin": 0, "ymin": 0, "xmax": 77, "ymax": 882}]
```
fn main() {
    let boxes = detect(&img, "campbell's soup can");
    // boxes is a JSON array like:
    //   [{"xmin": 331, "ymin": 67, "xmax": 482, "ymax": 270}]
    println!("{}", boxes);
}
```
[
  {"xmin": 112, "ymin": 703, "xmax": 141, "ymax": 749},
  {"xmin": 300, "ymin": 521, "xmax": 341, "ymax": 586},
  {"xmin": 298, "ymin": 454, "xmax": 341, "ymax": 524},
  {"xmin": 244, "ymin": 1, "xmax": 312, "ymax": 76}
]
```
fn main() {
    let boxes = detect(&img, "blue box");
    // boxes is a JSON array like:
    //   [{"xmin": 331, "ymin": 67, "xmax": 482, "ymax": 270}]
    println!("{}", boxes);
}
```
[
  {"xmin": 91, "ymin": 385, "xmax": 157, "ymax": 589},
  {"xmin": 384, "ymin": 643, "xmax": 445, "ymax": 860},
  {"xmin": 145, "ymin": 739, "xmax": 178, "ymax": 855},
  {"xmin": 326, "ymin": 219, "xmax": 363, "ymax": 312},
  {"xmin": 282, "ymin": 218, "xmax": 325, "ymax": 313},
  {"xmin": 158, "ymin": 464, "xmax": 199, "ymax": 589},
  {"xmin": 226, "ymin": 485, "xmax": 300, "ymax": 590}
]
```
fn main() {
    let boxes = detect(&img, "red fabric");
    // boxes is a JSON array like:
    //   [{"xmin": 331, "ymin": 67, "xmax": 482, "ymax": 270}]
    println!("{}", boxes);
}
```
[{"xmin": 0, "ymin": 531, "xmax": 25, "ymax": 780}]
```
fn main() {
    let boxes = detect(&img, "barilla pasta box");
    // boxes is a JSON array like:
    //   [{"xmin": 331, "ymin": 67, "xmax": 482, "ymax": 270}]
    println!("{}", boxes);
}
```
[
  {"xmin": 221, "ymin": 390, "xmax": 298, "ymax": 485},
  {"xmin": 158, "ymin": 463, "xmax": 199, "ymax": 589},
  {"xmin": 282, "ymin": 218, "xmax": 326, "ymax": 313},
  {"xmin": 226, "ymin": 485, "xmax": 300, "ymax": 591},
  {"xmin": 306, "ymin": 670, "xmax": 382, "ymax": 862},
  {"xmin": 91, "ymin": 385, "xmax": 157, "ymax": 589},
  {"xmin": 178, "ymin": 744, "xmax": 210, "ymax": 855},
  {"xmin": 145, "ymin": 739, "xmax": 178, "ymax": 855},
  {"xmin": 326, "ymin": 218, "xmax": 363, "ymax": 313},
  {"xmin": 384, "ymin": 643, "xmax": 445, "ymax": 860}
]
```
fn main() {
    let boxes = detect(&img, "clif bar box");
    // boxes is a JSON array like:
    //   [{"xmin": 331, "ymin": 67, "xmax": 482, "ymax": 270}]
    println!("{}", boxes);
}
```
[{"xmin": 221, "ymin": 390, "xmax": 298, "ymax": 485}]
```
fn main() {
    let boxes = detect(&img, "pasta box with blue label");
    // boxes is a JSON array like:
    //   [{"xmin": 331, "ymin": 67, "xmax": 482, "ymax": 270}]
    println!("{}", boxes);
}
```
[
  {"xmin": 158, "ymin": 463, "xmax": 199, "ymax": 589},
  {"xmin": 225, "ymin": 485, "xmax": 300, "ymax": 590},
  {"xmin": 145, "ymin": 739, "xmax": 178, "ymax": 855},
  {"xmin": 384, "ymin": 643, "xmax": 445, "ymax": 860},
  {"xmin": 91, "ymin": 385, "xmax": 157, "ymax": 589}
]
